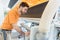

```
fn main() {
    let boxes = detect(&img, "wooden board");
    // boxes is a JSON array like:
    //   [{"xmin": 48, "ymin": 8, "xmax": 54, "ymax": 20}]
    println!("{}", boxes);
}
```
[{"xmin": 22, "ymin": 0, "xmax": 48, "ymax": 7}]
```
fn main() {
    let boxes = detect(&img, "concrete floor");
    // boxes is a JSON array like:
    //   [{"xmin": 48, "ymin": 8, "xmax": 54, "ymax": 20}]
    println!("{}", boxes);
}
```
[
  {"xmin": 0, "ymin": 35, "xmax": 3, "ymax": 40},
  {"xmin": 0, "ymin": 34, "xmax": 19, "ymax": 40}
]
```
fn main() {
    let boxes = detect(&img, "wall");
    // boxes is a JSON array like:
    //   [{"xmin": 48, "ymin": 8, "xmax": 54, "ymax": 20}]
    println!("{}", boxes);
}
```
[{"xmin": 0, "ymin": 4, "xmax": 4, "ymax": 25}]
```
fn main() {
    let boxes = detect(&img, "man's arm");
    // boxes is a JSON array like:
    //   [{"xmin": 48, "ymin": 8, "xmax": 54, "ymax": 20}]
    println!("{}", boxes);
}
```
[
  {"xmin": 12, "ymin": 23, "xmax": 25, "ymax": 35},
  {"xmin": 21, "ymin": 23, "xmax": 30, "ymax": 31},
  {"xmin": 20, "ymin": 23, "xmax": 30, "ymax": 36}
]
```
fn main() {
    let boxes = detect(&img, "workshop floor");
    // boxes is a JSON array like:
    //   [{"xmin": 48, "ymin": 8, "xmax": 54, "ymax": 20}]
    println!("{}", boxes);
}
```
[{"xmin": 0, "ymin": 34, "xmax": 19, "ymax": 40}]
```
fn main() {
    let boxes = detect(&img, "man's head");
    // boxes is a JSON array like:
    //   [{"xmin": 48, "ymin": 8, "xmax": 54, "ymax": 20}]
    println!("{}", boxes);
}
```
[{"xmin": 18, "ymin": 2, "xmax": 29, "ymax": 15}]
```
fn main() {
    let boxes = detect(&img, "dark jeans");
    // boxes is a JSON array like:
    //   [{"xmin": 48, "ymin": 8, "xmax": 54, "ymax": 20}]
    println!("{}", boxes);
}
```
[{"xmin": 2, "ymin": 29, "xmax": 11, "ymax": 40}]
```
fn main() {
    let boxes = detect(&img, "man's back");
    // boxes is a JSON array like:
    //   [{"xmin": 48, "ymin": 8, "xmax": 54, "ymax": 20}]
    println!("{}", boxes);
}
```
[{"xmin": 1, "ymin": 9, "xmax": 20, "ymax": 30}]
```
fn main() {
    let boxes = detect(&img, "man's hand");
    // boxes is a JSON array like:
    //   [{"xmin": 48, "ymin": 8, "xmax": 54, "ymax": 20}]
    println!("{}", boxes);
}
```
[
  {"xmin": 20, "ymin": 31, "xmax": 25, "ymax": 36},
  {"xmin": 12, "ymin": 23, "xmax": 25, "ymax": 36},
  {"xmin": 25, "ymin": 32, "xmax": 30, "ymax": 36}
]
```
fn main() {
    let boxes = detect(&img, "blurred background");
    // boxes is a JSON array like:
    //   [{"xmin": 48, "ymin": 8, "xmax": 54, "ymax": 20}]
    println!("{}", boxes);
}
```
[{"xmin": 1, "ymin": 0, "xmax": 60, "ymax": 40}]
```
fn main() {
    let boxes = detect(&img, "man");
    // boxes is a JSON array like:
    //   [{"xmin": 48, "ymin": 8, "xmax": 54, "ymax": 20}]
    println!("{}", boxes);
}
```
[{"xmin": 1, "ymin": 2, "xmax": 30, "ymax": 40}]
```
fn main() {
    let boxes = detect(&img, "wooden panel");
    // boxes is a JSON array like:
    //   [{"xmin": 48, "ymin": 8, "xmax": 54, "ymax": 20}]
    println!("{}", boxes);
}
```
[{"xmin": 22, "ymin": 0, "xmax": 48, "ymax": 7}]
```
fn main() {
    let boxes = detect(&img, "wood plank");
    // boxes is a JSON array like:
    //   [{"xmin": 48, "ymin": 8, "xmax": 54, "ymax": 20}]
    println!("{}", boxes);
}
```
[{"xmin": 22, "ymin": 0, "xmax": 48, "ymax": 7}]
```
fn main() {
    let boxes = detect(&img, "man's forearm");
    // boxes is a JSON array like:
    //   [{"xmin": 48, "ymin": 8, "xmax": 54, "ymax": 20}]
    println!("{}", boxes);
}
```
[
  {"xmin": 13, "ymin": 25, "xmax": 25, "ymax": 36},
  {"xmin": 13, "ymin": 26, "xmax": 22, "ymax": 33},
  {"xmin": 12, "ymin": 24, "xmax": 25, "ymax": 36},
  {"xmin": 12, "ymin": 24, "xmax": 22, "ymax": 33}
]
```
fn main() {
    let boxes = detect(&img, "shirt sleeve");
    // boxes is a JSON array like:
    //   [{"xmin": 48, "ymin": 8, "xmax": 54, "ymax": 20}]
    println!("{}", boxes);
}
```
[{"xmin": 8, "ymin": 10, "xmax": 17, "ymax": 24}]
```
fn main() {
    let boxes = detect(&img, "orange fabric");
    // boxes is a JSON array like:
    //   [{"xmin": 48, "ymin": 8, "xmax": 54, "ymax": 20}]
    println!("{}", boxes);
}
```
[{"xmin": 1, "ymin": 9, "xmax": 20, "ymax": 30}]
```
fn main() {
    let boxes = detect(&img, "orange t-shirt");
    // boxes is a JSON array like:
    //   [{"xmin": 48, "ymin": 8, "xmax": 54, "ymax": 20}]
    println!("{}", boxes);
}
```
[{"xmin": 1, "ymin": 9, "xmax": 20, "ymax": 30}]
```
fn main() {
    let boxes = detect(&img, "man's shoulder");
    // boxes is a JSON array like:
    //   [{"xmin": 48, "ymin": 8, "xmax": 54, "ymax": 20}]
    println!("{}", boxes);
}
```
[{"xmin": 8, "ymin": 10, "xmax": 16, "ymax": 15}]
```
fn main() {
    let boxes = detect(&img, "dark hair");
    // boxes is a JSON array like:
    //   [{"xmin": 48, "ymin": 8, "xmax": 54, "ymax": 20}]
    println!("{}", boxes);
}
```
[{"xmin": 19, "ymin": 2, "xmax": 29, "ymax": 8}]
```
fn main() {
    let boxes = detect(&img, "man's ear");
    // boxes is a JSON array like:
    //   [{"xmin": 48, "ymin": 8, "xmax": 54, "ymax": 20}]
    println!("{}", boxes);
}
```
[
  {"xmin": 20, "ymin": 6, "xmax": 23, "ymax": 9},
  {"xmin": 19, "ymin": 6, "xmax": 23, "ymax": 11}
]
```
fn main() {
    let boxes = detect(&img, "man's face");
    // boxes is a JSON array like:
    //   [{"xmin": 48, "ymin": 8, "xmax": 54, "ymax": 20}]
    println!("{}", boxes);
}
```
[{"xmin": 18, "ymin": 7, "xmax": 29, "ymax": 15}]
